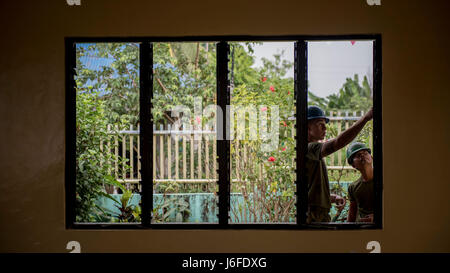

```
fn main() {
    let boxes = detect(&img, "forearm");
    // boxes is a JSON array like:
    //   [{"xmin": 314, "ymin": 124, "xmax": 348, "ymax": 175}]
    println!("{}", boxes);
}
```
[
  {"xmin": 319, "ymin": 108, "xmax": 373, "ymax": 158},
  {"xmin": 334, "ymin": 115, "xmax": 370, "ymax": 150},
  {"xmin": 322, "ymin": 114, "xmax": 370, "ymax": 157}
]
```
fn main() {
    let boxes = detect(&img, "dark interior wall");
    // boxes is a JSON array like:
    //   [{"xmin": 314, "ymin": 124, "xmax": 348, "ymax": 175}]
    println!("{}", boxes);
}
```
[{"xmin": 0, "ymin": 0, "xmax": 449, "ymax": 253}]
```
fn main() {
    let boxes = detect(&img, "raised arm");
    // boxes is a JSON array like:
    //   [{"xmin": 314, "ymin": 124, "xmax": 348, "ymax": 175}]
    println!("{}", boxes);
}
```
[{"xmin": 321, "ymin": 107, "xmax": 373, "ymax": 158}]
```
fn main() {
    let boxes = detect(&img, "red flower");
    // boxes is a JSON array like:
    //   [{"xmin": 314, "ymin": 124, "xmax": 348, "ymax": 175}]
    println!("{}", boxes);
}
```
[
  {"xmin": 270, "ymin": 86, "xmax": 275, "ymax": 92},
  {"xmin": 282, "ymin": 147, "xmax": 287, "ymax": 151},
  {"xmin": 288, "ymin": 91, "xmax": 291, "ymax": 95},
  {"xmin": 196, "ymin": 116, "xmax": 201, "ymax": 124},
  {"xmin": 268, "ymin": 156, "xmax": 276, "ymax": 162},
  {"xmin": 262, "ymin": 77, "xmax": 267, "ymax": 82},
  {"xmin": 282, "ymin": 121, "xmax": 287, "ymax": 127},
  {"xmin": 260, "ymin": 106, "xmax": 267, "ymax": 112}
]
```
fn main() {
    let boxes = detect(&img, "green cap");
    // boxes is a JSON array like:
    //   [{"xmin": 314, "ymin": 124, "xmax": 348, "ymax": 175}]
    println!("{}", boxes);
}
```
[
  {"xmin": 307, "ymin": 106, "xmax": 329, "ymax": 123},
  {"xmin": 346, "ymin": 142, "xmax": 371, "ymax": 165}
]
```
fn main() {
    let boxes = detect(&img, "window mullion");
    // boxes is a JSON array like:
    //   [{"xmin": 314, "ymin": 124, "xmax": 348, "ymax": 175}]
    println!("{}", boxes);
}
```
[
  {"xmin": 66, "ymin": 39, "xmax": 77, "ymax": 228},
  {"xmin": 139, "ymin": 42, "xmax": 153, "ymax": 227},
  {"xmin": 295, "ymin": 40, "xmax": 308, "ymax": 226},
  {"xmin": 373, "ymin": 36, "xmax": 382, "ymax": 228},
  {"xmin": 216, "ymin": 41, "xmax": 231, "ymax": 226}
]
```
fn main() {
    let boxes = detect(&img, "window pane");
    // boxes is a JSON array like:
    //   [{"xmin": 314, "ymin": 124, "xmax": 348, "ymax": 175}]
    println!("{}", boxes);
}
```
[
  {"xmin": 75, "ymin": 43, "xmax": 141, "ymax": 223},
  {"xmin": 152, "ymin": 42, "xmax": 218, "ymax": 223},
  {"xmin": 229, "ymin": 42, "xmax": 296, "ymax": 223},
  {"xmin": 307, "ymin": 40, "xmax": 374, "ymax": 223}
]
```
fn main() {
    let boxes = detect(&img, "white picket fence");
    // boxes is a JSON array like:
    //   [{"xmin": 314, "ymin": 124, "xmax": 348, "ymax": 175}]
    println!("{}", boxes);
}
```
[{"xmin": 100, "ymin": 110, "xmax": 371, "ymax": 192}]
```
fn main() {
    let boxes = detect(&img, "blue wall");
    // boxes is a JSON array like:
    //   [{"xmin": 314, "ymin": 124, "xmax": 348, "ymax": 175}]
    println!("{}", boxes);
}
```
[{"xmin": 97, "ymin": 181, "xmax": 353, "ymax": 223}]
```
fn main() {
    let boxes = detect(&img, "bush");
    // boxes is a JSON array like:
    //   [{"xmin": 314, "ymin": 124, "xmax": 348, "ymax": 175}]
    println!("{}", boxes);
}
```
[{"xmin": 75, "ymin": 91, "xmax": 126, "ymax": 222}]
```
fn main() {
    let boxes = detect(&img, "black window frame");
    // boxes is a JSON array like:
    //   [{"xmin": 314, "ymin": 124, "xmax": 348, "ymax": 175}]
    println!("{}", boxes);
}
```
[{"xmin": 66, "ymin": 35, "xmax": 382, "ymax": 230}]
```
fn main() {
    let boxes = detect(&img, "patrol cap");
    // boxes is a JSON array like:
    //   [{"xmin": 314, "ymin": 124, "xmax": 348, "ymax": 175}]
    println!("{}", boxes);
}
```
[
  {"xmin": 346, "ymin": 142, "xmax": 371, "ymax": 165},
  {"xmin": 307, "ymin": 106, "xmax": 329, "ymax": 123}
]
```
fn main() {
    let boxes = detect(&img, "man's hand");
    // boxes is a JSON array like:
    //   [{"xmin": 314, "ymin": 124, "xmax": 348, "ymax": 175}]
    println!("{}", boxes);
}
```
[
  {"xmin": 364, "ymin": 107, "xmax": 373, "ymax": 122},
  {"xmin": 359, "ymin": 214, "xmax": 374, "ymax": 223},
  {"xmin": 331, "ymin": 194, "xmax": 346, "ymax": 210}
]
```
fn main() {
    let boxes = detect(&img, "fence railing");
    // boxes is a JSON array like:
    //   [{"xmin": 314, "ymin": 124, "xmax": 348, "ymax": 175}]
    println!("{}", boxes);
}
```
[
  {"xmin": 100, "ymin": 110, "xmax": 371, "ymax": 192},
  {"xmin": 324, "ymin": 110, "xmax": 373, "ymax": 176}
]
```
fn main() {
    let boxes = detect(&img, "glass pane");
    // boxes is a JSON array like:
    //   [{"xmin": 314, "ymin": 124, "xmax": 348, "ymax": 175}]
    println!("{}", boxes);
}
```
[
  {"xmin": 229, "ymin": 42, "xmax": 296, "ymax": 223},
  {"xmin": 152, "ymin": 42, "xmax": 218, "ymax": 223},
  {"xmin": 75, "ymin": 43, "xmax": 141, "ymax": 223},
  {"xmin": 307, "ymin": 40, "xmax": 374, "ymax": 224}
]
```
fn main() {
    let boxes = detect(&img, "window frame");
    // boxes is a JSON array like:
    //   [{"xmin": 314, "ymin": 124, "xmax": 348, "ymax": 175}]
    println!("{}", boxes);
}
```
[{"xmin": 66, "ymin": 35, "xmax": 382, "ymax": 230}]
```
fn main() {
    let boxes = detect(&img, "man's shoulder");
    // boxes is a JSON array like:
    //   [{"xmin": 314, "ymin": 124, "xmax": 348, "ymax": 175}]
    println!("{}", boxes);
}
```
[
  {"xmin": 307, "ymin": 142, "xmax": 323, "ymax": 159},
  {"xmin": 308, "ymin": 142, "xmax": 323, "ymax": 149},
  {"xmin": 349, "ymin": 177, "xmax": 363, "ymax": 189}
]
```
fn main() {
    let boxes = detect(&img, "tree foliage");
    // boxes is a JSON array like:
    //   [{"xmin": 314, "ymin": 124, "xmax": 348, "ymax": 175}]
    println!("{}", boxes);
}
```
[
  {"xmin": 75, "ymin": 91, "xmax": 127, "ymax": 222},
  {"xmin": 76, "ymin": 43, "xmax": 140, "ymax": 127},
  {"xmin": 152, "ymin": 42, "xmax": 216, "ymax": 125},
  {"xmin": 75, "ymin": 42, "xmax": 373, "ymax": 223},
  {"xmin": 229, "ymin": 43, "xmax": 296, "ymax": 222},
  {"xmin": 309, "ymin": 74, "xmax": 372, "ymax": 112}
]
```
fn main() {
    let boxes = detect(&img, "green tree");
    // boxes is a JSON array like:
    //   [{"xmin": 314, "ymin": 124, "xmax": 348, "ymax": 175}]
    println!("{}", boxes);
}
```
[
  {"xmin": 76, "ymin": 43, "xmax": 140, "ymax": 127},
  {"xmin": 309, "ymin": 74, "xmax": 372, "ymax": 112},
  {"xmin": 152, "ymin": 42, "xmax": 217, "ymax": 126},
  {"xmin": 75, "ymin": 91, "xmax": 128, "ymax": 222},
  {"xmin": 229, "ymin": 43, "xmax": 296, "ymax": 222}
]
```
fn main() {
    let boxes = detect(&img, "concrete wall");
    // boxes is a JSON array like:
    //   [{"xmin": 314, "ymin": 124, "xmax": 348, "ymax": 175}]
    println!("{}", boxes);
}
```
[{"xmin": 1, "ymin": 0, "xmax": 449, "ymax": 252}]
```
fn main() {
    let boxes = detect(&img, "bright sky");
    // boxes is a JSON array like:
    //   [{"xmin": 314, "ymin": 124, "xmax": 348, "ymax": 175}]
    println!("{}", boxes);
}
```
[{"xmin": 249, "ymin": 41, "xmax": 373, "ymax": 98}]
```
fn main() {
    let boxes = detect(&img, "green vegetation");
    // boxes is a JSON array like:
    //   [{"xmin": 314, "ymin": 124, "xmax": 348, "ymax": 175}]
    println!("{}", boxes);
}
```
[
  {"xmin": 75, "ymin": 91, "xmax": 129, "ymax": 222},
  {"xmin": 75, "ymin": 42, "xmax": 373, "ymax": 223},
  {"xmin": 309, "ymin": 74, "xmax": 372, "ymax": 112},
  {"xmin": 229, "ymin": 43, "xmax": 296, "ymax": 222}
]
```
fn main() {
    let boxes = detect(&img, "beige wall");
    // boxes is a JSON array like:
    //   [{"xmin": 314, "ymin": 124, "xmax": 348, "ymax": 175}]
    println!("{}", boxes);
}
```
[{"xmin": 1, "ymin": 0, "xmax": 449, "ymax": 253}]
